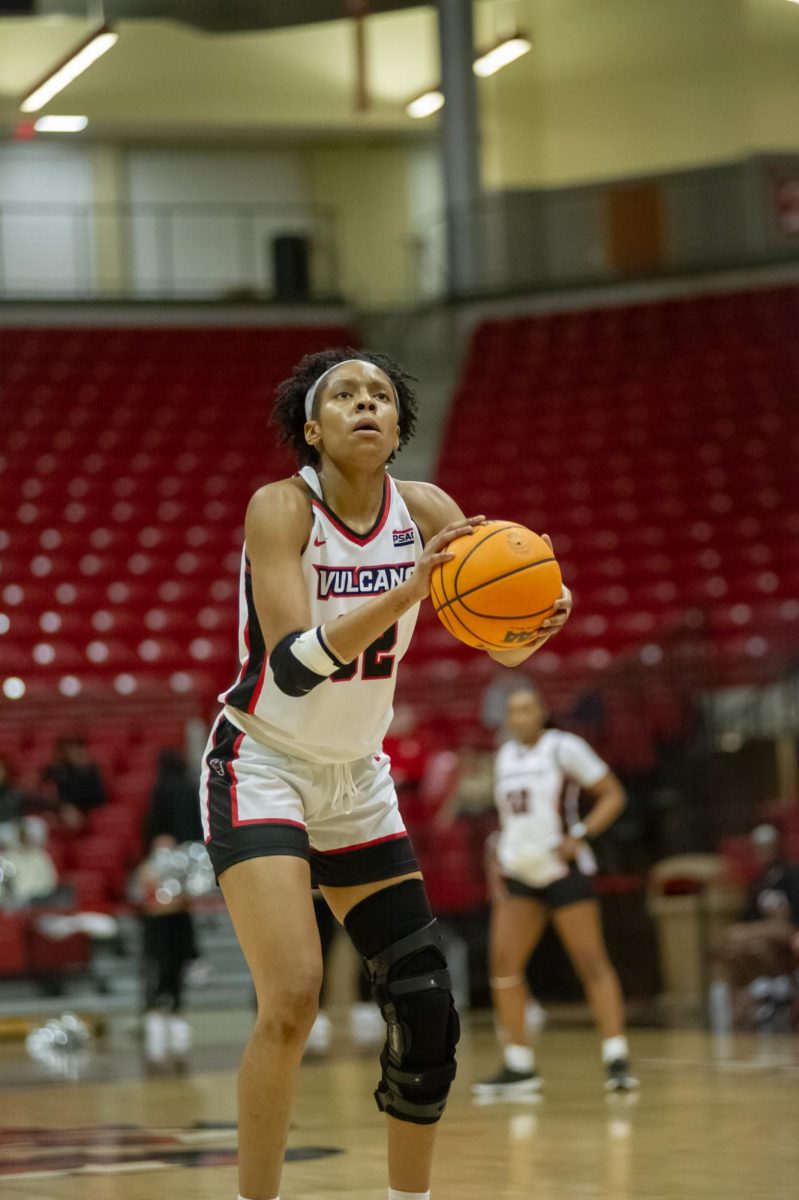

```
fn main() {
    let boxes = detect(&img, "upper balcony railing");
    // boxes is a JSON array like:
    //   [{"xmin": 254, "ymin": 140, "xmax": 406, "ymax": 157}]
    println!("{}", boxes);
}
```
[{"xmin": 0, "ymin": 199, "xmax": 339, "ymax": 303}]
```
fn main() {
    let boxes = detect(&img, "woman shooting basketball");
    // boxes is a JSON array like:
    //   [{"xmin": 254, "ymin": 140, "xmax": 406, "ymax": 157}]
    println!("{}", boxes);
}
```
[
  {"xmin": 200, "ymin": 350, "xmax": 571, "ymax": 1200},
  {"xmin": 473, "ymin": 685, "xmax": 638, "ymax": 1097}
]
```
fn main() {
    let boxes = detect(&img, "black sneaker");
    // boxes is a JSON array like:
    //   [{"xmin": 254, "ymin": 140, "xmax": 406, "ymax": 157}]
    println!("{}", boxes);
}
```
[
  {"xmin": 605, "ymin": 1059, "xmax": 639, "ymax": 1093},
  {"xmin": 471, "ymin": 1065, "xmax": 542, "ymax": 1096}
]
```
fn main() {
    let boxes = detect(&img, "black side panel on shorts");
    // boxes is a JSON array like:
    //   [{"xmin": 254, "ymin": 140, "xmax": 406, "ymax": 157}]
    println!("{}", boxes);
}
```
[
  {"xmin": 503, "ymin": 864, "xmax": 595, "ymax": 909},
  {"xmin": 311, "ymin": 835, "xmax": 418, "ymax": 888},
  {"xmin": 203, "ymin": 716, "xmax": 310, "ymax": 880}
]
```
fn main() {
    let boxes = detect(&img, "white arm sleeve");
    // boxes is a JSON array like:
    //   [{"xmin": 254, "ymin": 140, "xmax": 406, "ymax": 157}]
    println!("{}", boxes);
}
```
[
  {"xmin": 555, "ymin": 732, "xmax": 609, "ymax": 789},
  {"xmin": 291, "ymin": 626, "xmax": 343, "ymax": 676}
]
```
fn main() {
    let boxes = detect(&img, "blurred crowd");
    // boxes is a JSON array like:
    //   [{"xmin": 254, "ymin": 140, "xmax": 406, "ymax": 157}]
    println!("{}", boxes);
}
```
[
  {"xmin": 0, "ymin": 737, "xmax": 108, "ymax": 909},
  {"xmin": 1, "ymin": 694, "xmax": 798, "ymax": 1046}
]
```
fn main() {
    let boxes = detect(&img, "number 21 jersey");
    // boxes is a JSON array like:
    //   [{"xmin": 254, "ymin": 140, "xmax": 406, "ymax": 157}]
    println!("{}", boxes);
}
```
[{"xmin": 222, "ymin": 467, "xmax": 423, "ymax": 764}]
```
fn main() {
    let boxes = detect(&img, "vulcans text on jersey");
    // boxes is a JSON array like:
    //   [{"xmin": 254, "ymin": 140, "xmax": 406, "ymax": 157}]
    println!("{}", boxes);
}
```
[{"xmin": 314, "ymin": 563, "xmax": 415, "ymax": 599}]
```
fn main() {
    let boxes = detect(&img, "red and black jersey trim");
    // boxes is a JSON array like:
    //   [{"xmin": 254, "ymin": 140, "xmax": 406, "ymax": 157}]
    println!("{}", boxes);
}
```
[
  {"xmin": 310, "ymin": 477, "xmax": 390, "ymax": 546},
  {"xmin": 203, "ymin": 716, "xmax": 309, "ymax": 879},
  {"xmin": 224, "ymin": 555, "xmax": 268, "ymax": 714}
]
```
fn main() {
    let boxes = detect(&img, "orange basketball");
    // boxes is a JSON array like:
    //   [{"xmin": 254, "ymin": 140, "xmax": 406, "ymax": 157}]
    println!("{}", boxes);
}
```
[{"xmin": 431, "ymin": 520, "xmax": 562, "ymax": 651}]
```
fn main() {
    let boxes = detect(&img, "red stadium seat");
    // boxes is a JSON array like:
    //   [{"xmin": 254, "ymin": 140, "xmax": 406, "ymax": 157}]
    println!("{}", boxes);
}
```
[
  {"xmin": 1, "ymin": 322, "xmax": 355, "ymax": 709},
  {"xmin": 63, "ymin": 868, "xmax": 114, "ymax": 909},
  {"xmin": 0, "ymin": 913, "xmax": 29, "ymax": 976}
]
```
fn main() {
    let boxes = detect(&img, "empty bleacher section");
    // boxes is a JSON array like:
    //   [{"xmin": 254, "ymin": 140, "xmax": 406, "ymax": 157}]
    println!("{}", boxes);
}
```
[
  {"xmin": 1, "ymin": 290, "xmax": 797, "ymax": 987},
  {"xmin": 403, "ymin": 285, "xmax": 799, "ymax": 774},
  {"xmin": 1, "ymin": 323, "xmax": 353, "ymax": 708},
  {"xmin": 0, "ymin": 323, "xmax": 353, "ymax": 980}
]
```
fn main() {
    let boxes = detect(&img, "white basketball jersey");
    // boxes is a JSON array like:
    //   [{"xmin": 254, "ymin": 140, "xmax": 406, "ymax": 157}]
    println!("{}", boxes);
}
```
[
  {"xmin": 494, "ymin": 731, "xmax": 608, "ymax": 879},
  {"xmin": 222, "ymin": 467, "xmax": 423, "ymax": 764}
]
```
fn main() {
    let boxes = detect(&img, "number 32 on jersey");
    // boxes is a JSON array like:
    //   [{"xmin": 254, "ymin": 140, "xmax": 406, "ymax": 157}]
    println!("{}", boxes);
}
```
[{"xmin": 331, "ymin": 623, "xmax": 398, "ymax": 683}]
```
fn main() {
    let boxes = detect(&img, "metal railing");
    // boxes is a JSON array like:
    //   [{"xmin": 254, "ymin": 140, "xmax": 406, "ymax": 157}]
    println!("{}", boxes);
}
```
[
  {"xmin": 405, "ymin": 155, "xmax": 799, "ymax": 302},
  {"xmin": 0, "ymin": 199, "xmax": 340, "ymax": 302}
]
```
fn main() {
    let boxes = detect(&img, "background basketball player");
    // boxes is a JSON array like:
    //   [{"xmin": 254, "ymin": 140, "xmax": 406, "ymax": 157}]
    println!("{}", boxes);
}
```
[
  {"xmin": 199, "ymin": 349, "xmax": 571, "ymax": 1200},
  {"xmin": 473, "ymin": 685, "xmax": 637, "ymax": 1096}
]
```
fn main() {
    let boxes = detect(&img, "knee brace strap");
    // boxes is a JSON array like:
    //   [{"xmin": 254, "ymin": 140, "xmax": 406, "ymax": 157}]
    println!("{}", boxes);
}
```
[
  {"xmin": 345, "ymin": 881, "xmax": 460, "ymax": 1125},
  {"xmin": 365, "ymin": 920, "xmax": 452, "ymax": 1002},
  {"xmin": 364, "ymin": 919, "xmax": 458, "ymax": 1124},
  {"xmin": 378, "ymin": 1053, "xmax": 458, "ymax": 1122}
]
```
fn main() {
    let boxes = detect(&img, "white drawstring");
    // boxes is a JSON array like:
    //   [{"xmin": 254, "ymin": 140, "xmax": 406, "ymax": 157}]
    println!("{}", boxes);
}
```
[{"xmin": 330, "ymin": 761, "xmax": 357, "ymax": 814}]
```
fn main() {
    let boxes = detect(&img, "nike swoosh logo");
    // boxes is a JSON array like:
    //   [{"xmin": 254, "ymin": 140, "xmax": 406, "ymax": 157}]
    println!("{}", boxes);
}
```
[{"xmin": 314, "ymin": 536, "xmax": 327, "ymax": 547}]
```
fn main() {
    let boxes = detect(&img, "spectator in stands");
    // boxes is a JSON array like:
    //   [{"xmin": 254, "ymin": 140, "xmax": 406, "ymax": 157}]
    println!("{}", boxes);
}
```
[
  {"xmin": 135, "ymin": 749, "xmax": 204, "ymax": 1068},
  {"xmin": 480, "ymin": 667, "xmax": 520, "ymax": 731},
  {"xmin": 0, "ymin": 756, "xmax": 25, "ymax": 824},
  {"xmin": 41, "ymin": 736, "xmax": 107, "ymax": 832},
  {"xmin": 382, "ymin": 704, "xmax": 428, "ymax": 816},
  {"xmin": 433, "ymin": 746, "xmax": 495, "ymax": 830},
  {"xmin": 0, "ymin": 817, "xmax": 59, "ymax": 907},
  {"xmin": 716, "ymin": 824, "xmax": 799, "ymax": 1029},
  {"xmin": 144, "ymin": 748, "xmax": 204, "ymax": 846}
]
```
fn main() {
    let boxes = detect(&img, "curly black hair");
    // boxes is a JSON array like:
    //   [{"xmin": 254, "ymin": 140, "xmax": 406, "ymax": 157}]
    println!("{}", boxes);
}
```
[{"xmin": 271, "ymin": 347, "xmax": 418, "ymax": 468}]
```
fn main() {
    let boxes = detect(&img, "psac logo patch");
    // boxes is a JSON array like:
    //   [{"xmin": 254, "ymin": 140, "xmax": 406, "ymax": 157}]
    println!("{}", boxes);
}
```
[
  {"xmin": 315, "ymin": 562, "xmax": 415, "ymax": 599},
  {"xmin": 503, "ymin": 628, "xmax": 540, "ymax": 644},
  {"xmin": 392, "ymin": 527, "xmax": 415, "ymax": 548}
]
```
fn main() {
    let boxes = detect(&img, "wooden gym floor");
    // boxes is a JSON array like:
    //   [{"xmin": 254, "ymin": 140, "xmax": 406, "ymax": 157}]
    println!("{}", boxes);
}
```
[{"xmin": 1, "ymin": 1012, "xmax": 798, "ymax": 1200}]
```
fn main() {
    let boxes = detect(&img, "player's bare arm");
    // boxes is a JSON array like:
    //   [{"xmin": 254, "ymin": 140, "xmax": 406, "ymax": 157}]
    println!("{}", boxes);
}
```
[
  {"xmin": 397, "ymin": 479, "xmax": 572, "ymax": 666},
  {"xmin": 558, "ymin": 771, "xmax": 626, "ymax": 863},
  {"xmin": 245, "ymin": 477, "xmax": 478, "ymax": 667}
]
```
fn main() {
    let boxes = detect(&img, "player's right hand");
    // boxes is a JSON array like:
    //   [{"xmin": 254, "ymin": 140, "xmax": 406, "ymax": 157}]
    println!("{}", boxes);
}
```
[{"xmin": 405, "ymin": 515, "xmax": 485, "ymax": 602}]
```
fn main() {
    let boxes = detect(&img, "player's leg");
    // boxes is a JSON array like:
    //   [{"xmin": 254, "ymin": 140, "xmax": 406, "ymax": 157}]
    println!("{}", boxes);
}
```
[
  {"xmin": 472, "ymin": 887, "xmax": 549, "ymax": 1094},
  {"xmin": 490, "ymin": 891, "xmax": 549, "ymax": 1046},
  {"xmin": 162, "ymin": 911, "xmax": 196, "ymax": 1060},
  {"xmin": 221, "ymin": 855, "xmax": 322, "ymax": 1200},
  {"xmin": 201, "ymin": 715, "xmax": 322, "ymax": 1197},
  {"xmin": 305, "ymin": 892, "xmax": 336, "ymax": 1054},
  {"xmin": 141, "ymin": 915, "xmax": 169, "ymax": 1064},
  {"xmin": 552, "ymin": 897, "xmax": 638, "ymax": 1091},
  {"xmin": 322, "ymin": 872, "xmax": 457, "ymax": 1198}
]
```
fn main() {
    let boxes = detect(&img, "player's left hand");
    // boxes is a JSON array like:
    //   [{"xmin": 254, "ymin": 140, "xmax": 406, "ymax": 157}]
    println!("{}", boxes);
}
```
[
  {"xmin": 530, "ymin": 535, "xmax": 571, "ymax": 645},
  {"xmin": 486, "ymin": 537, "xmax": 571, "ymax": 664},
  {"xmin": 559, "ymin": 835, "xmax": 580, "ymax": 863}
]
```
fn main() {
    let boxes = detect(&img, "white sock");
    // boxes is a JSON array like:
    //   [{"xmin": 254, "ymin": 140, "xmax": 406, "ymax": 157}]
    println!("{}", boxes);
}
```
[
  {"xmin": 388, "ymin": 1190, "xmax": 430, "ymax": 1200},
  {"xmin": 503, "ymin": 1043, "xmax": 535, "ymax": 1072},
  {"xmin": 602, "ymin": 1035, "xmax": 629, "ymax": 1064}
]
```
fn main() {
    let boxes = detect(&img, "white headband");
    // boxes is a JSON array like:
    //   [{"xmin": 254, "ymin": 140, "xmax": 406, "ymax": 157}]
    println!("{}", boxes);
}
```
[{"xmin": 304, "ymin": 358, "xmax": 398, "ymax": 421}]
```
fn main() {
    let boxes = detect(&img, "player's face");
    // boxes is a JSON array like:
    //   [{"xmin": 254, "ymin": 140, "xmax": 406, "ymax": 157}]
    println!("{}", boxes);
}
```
[
  {"xmin": 505, "ymin": 690, "xmax": 546, "ymax": 743},
  {"xmin": 304, "ymin": 362, "xmax": 400, "ymax": 468}
]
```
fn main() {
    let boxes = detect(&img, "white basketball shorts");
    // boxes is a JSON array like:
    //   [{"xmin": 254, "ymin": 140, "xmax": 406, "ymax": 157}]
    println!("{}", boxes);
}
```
[{"xmin": 199, "ymin": 713, "xmax": 418, "ymax": 886}]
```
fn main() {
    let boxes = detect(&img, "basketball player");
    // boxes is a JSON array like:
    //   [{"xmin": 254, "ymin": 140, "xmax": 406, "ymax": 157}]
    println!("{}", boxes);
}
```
[
  {"xmin": 473, "ymin": 686, "xmax": 638, "ymax": 1097},
  {"xmin": 199, "ymin": 350, "xmax": 571, "ymax": 1200}
]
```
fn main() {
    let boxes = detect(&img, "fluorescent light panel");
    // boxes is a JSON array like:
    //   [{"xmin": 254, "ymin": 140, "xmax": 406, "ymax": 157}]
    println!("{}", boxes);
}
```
[
  {"xmin": 473, "ymin": 36, "xmax": 532, "ymax": 77},
  {"xmin": 21, "ymin": 28, "xmax": 118, "ymax": 113},
  {"xmin": 406, "ymin": 34, "xmax": 531, "ymax": 117},
  {"xmin": 406, "ymin": 90, "xmax": 445, "ymax": 119},
  {"xmin": 34, "ymin": 115, "xmax": 89, "ymax": 133}
]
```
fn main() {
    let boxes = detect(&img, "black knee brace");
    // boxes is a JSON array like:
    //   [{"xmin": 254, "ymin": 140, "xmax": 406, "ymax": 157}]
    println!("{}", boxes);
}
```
[{"xmin": 344, "ymin": 879, "xmax": 460, "ymax": 1125}]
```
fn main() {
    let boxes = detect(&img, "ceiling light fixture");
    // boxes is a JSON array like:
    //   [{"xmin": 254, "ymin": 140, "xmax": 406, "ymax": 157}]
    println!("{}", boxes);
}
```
[
  {"xmin": 20, "ymin": 25, "xmax": 118, "ymax": 113},
  {"xmin": 406, "ymin": 33, "xmax": 531, "ymax": 118},
  {"xmin": 406, "ymin": 90, "xmax": 445, "ymax": 119},
  {"xmin": 473, "ymin": 35, "xmax": 532, "ymax": 78},
  {"xmin": 33, "ymin": 115, "xmax": 89, "ymax": 133}
]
